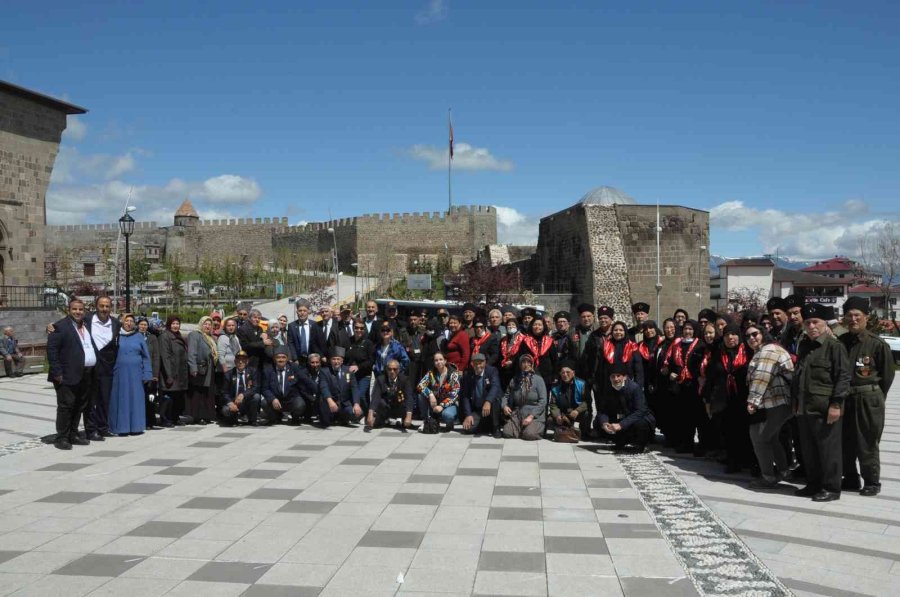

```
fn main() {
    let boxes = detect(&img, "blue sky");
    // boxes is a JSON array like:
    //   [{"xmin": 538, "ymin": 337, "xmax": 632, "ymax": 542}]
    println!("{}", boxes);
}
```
[{"xmin": 4, "ymin": 0, "xmax": 898, "ymax": 259}]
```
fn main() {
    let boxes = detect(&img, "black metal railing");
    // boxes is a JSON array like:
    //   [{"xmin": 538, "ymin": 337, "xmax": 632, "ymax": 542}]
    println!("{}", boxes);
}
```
[{"xmin": 0, "ymin": 286, "xmax": 66, "ymax": 310}]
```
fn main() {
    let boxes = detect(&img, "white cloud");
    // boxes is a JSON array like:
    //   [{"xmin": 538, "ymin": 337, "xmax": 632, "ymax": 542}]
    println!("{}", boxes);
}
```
[
  {"xmin": 51, "ymin": 146, "xmax": 137, "ymax": 184},
  {"xmin": 493, "ymin": 205, "xmax": 539, "ymax": 245},
  {"xmin": 408, "ymin": 142, "xmax": 514, "ymax": 172},
  {"xmin": 63, "ymin": 115, "xmax": 87, "ymax": 142},
  {"xmin": 709, "ymin": 199, "xmax": 896, "ymax": 259},
  {"xmin": 415, "ymin": 0, "xmax": 448, "ymax": 24},
  {"xmin": 201, "ymin": 174, "xmax": 262, "ymax": 203}
]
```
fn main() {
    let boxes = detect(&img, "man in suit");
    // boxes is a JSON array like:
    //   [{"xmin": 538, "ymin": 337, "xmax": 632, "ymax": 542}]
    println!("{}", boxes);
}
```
[
  {"xmin": 319, "ymin": 305, "xmax": 350, "ymax": 353},
  {"xmin": 221, "ymin": 351, "xmax": 262, "ymax": 426},
  {"xmin": 85, "ymin": 296, "xmax": 120, "ymax": 441},
  {"xmin": 366, "ymin": 358, "xmax": 414, "ymax": 431},
  {"xmin": 47, "ymin": 299, "xmax": 97, "ymax": 450},
  {"xmin": 287, "ymin": 299, "xmax": 326, "ymax": 365},
  {"xmin": 460, "ymin": 353, "xmax": 503, "ymax": 438},
  {"xmin": 261, "ymin": 347, "xmax": 318, "ymax": 425},
  {"xmin": 318, "ymin": 347, "xmax": 363, "ymax": 427}
]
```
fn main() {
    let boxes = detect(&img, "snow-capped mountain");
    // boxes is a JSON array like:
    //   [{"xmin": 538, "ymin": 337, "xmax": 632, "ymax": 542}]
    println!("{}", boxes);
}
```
[{"xmin": 709, "ymin": 254, "xmax": 816, "ymax": 274}]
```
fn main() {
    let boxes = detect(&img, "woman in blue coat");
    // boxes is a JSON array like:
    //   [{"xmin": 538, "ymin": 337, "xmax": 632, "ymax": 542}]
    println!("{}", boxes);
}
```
[{"xmin": 110, "ymin": 314, "xmax": 153, "ymax": 434}]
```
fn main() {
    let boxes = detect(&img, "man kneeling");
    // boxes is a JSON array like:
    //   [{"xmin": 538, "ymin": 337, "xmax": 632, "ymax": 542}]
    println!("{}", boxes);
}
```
[
  {"xmin": 221, "ymin": 351, "xmax": 262, "ymax": 425},
  {"xmin": 262, "ymin": 347, "xmax": 317, "ymax": 425},
  {"xmin": 318, "ymin": 347, "xmax": 363, "ymax": 427},
  {"xmin": 599, "ymin": 363, "xmax": 656, "ymax": 452},
  {"xmin": 366, "ymin": 358, "xmax": 413, "ymax": 431},
  {"xmin": 460, "ymin": 353, "xmax": 502, "ymax": 437},
  {"xmin": 549, "ymin": 359, "xmax": 591, "ymax": 443}
]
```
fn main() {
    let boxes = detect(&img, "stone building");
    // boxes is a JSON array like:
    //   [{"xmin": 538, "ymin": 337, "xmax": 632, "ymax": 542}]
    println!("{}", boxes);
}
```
[
  {"xmin": 0, "ymin": 81, "xmax": 86, "ymax": 287},
  {"xmin": 498, "ymin": 187, "xmax": 709, "ymax": 324},
  {"xmin": 46, "ymin": 201, "xmax": 497, "ymax": 283}
]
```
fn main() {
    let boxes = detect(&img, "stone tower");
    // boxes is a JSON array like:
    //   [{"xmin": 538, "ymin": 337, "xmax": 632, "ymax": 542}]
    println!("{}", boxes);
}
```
[
  {"xmin": 0, "ymin": 81, "xmax": 86, "ymax": 286},
  {"xmin": 164, "ymin": 199, "xmax": 201, "ymax": 266}
]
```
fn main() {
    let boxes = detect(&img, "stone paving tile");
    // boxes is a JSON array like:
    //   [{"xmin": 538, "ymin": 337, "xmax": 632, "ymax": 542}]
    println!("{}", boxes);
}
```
[
  {"xmin": 188, "ymin": 561, "xmax": 271, "ymax": 583},
  {"xmin": 52, "ymin": 553, "xmax": 145, "ymax": 577},
  {"xmin": 37, "ymin": 462, "xmax": 91, "ymax": 472},
  {"xmin": 35, "ymin": 492, "xmax": 102, "ymax": 504},
  {"xmin": 126, "ymin": 521, "xmax": 200, "ymax": 538}
]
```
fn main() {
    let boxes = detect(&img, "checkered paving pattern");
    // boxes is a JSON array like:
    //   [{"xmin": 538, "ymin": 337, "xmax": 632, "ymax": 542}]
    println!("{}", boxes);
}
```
[{"xmin": 0, "ymin": 417, "xmax": 699, "ymax": 597}]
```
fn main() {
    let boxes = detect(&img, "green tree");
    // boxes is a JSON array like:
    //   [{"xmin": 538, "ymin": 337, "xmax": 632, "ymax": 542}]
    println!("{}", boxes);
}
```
[
  {"xmin": 197, "ymin": 258, "xmax": 220, "ymax": 310},
  {"xmin": 130, "ymin": 255, "xmax": 151, "ymax": 296},
  {"xmin": 164, "ymin": 255, "xmax": 185, "ymax": 312}
]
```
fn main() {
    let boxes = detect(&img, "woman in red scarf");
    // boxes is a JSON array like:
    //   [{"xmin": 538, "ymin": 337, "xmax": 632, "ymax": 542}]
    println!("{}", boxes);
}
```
[
  {"xmin": 517, "ymin": 318, "xmax": 556, "ymax": 390},
  {"xmin": 702, "ymin": 323, "xmax": 754, "ymax": 473},
  {"xmin": 662, "ymin": 319, "xmax": 708, "ymax": 454}
]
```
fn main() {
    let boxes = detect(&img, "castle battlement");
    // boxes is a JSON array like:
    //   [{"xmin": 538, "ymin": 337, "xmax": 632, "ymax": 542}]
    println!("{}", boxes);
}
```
[
  {"xmin": 48, "ymin": 221, "xmax": 160, "ymax": 232},
  {"xmin": 198, "ymin": 217, "xmax": 290, "ymax": 227},
  {"xmin": 354, "ymin": 204, "xmax": 494, "ymax": 224}
]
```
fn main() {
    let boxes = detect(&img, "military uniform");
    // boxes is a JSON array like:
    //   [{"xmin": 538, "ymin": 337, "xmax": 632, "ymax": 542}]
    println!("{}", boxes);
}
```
[
  {"xmin": 793, "ymin": 332, "xmax": 851, "ymax": 498},
  {"xmin": 840, "ymin": 329, "xmax": 895, "ymax": 493}
]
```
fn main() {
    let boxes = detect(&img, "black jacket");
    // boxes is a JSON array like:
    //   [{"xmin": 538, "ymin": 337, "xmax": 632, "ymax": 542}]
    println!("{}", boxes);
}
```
[
  {"xmin": 320, "ymin": 317, "xmax": 351, "ymax": 353},
  {"xmin": 223, "ymin": 366, "xmax": 261, "ymax": 404},
  {"xmin": 237, "ymin": 322, "xmax": 268, "ymax": 370},
  {"xmin": 287, "ymin": 319, "xmax": 327, "ymax": 361},
  {"xmin": 346, "ymin": 336, "xmax": 375, "ymax": 380},
  {"xmin": 371, "ymin": 372, "xmax": 415, "ymax": 412},
  {"xmin": 599, "ymin": 379, "xmax": 656, "ymax": 430},
  {"xmin": 47, "ymin": 316, "xmax": 97, "ymax": 385},
  {"xmin": 320, "ymin": 365, "xmax": 360, "ymax": 406},
  {"xmin": 459, "ymin": 366, "xmax": 502, "ymax": 418},
  {"xmin": 470, "ymin": 334, "xmax": 500, "ymax": 368},
  {"xmin": 262, "ymin": 363, "xmax": 319, "ymax": 402}
]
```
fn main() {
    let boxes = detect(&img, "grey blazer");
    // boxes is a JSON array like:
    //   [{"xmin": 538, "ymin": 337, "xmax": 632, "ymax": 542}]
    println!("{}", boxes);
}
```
[{"xmin": 187, "ymin": 331, "xmax": 215, "ymax": 388}]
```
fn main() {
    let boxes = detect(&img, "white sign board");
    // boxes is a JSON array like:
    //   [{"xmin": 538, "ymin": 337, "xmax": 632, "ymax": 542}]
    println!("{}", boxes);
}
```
[{"xmin": 407, "ymin": 274, "xmax": 432, "ymax": 290}]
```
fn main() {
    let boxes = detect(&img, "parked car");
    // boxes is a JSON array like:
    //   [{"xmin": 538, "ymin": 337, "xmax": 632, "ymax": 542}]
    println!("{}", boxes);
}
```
[{"xmin": 881, "ymin": 334, "xmax": 900, "ymax": 364}]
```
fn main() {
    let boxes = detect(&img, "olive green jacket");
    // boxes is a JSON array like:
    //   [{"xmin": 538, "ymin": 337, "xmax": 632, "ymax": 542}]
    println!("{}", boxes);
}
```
[
  {"xmin": 840, "ymin": 329, "xmax": 895, "ymax": 396},
  {"xmin": 792, "ymin": 334, "xmax": 851, "ymax": 416}
]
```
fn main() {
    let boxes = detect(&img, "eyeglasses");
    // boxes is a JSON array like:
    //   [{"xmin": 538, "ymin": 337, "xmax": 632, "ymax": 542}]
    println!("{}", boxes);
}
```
[
  {"xmin": 748, "ymin": 331, "xmax": 761, "ymax": 338},
  {"xmin": 438, "ymin": 313, "xmax": 449, "ymax": 317},
  {"xmin": 381, "ymin": 329, "xmax": 392, "ymax": 333},
  {"xmin": 386, "ymin": 367, "xmax": 400, "ymax": 371}
]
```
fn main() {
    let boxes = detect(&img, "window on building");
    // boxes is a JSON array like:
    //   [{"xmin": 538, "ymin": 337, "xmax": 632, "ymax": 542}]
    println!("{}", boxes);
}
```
[{"xmin": 83, "ymin": 263, "xmax": 95, "ymax": 277}]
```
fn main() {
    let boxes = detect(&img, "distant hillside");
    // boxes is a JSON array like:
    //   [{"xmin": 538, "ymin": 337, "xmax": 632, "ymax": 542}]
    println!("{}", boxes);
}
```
[{"xmin": 709, "ymin": 255, "xmax": 815, "ymax": 275}]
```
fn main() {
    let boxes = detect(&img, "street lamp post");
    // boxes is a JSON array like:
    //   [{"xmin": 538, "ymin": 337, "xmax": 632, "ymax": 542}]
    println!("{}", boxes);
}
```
[
  {"xmin": 328, "ymin": 227, "xmax": 339, "ymax": 305},
  {"xmin": 351, "ymin": 262, "xmax": 358, "ymax": 308},
  {"xmin": 698, "ymin": 244, "xmax": 707, "ymax": 314},
  {"xmin": 118, "ymin": 211, "xmax": 135, "ymax": 312}
]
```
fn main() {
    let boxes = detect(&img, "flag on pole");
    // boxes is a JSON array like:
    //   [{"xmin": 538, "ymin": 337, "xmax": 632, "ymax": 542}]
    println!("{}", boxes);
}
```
[{"xmin": 449, "ymin": 115, "xmax": 454, "ymax": 160}]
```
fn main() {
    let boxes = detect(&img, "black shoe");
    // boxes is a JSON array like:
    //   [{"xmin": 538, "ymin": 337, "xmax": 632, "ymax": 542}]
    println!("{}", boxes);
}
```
[
  {"xmin": 87, "ymin": 432, "xmax": 104, "ymax": 442},
  {"xmin": 812, "ymin": 490, "xmax": 840, "ymax": 502},
  {"xmin": 363, "ymin": 425, "xmax": 373, "ymax": 433},
  {"xmin": 445, "ymin": 422, "xmax": 454, "ymax": 432},
  {"xmin": 794, "ymin": 486, "xmax": 818, "ymax": 497},
  {"xmin": 69, "ymin": 436, "xmax": 90, "ymax": 446},
  {"xmin": 492, "ymin": 429, "xmax": 503, "ymax": 439},
  {"xmin": 860, "ymin": 485, "xmax": 881, "ymax": 497},
  {"xmin": 100, "ymin": 431, "xmax": 115, "ymax": 437},
  {"xmin": 54, "ymin": 438, "xmax": 72, "ymax": 450}
]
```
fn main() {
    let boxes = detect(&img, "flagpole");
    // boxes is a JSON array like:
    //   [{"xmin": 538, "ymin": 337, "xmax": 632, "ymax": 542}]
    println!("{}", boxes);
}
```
[{"xmin": 448, "ymin": 108, "xmax": 452, "ymax": 211}]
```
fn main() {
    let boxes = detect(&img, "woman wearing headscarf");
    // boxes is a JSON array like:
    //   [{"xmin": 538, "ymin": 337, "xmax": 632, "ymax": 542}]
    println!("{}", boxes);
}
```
[
  {"xmin": 137, "ymin": 317, "xmax": 160, "ymax": 428},
  {"xmin": 109, "ymin": 314, "xmax": 153, "ymax": 435},
  {"xmin": 498, "ymin": 318, "xmax": 525, "ymax": 390},
  {"xmin": 217, "ymin": 317, "xmax": 242, "ymax": 376},
  {"xmin": 703, "ymin": 323, "xmax": 753, "ymax": 473},
  {"xmin": 745, "ymin": 323, "xmax": 795, "ymax": 489},
  {"xmin": 158, "ymin": 315, "xmax": 189, "ymax": 427},
  {"xmin": 663, "ymin": 319, "xmax": 707, "ymax": 454},
  {"xmin": 501, "ymin": 354, "xmax": 547, "ymax": 440},
  {"xmin": 186, "ymin": 316, "xmax": 218, "ymax": 424},
  {"xmin": 518, "ymin": 317, "xmax": 556, "ymax": 390}
]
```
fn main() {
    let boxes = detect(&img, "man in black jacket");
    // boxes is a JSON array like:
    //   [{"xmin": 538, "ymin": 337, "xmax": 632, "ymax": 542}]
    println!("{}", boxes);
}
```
[
  {"xmin": 221, "ymin": 351, "xmax": 262, "ymax": 426},
  {"xmin": 287, "ymin": 299, "xmax": 326, "ymax": 365},
  {"xmin": 366, "ymin": 358, "xmax": 414, "ymax": 430},
  {"xmin": 318, "ymin": 347, "xmax": 363, "ymax": 427},
  {"xmin": 599, "ymin": 362, "xmax": 656, "ymax": 452},
  {"xmin": 459, "ymin": 353, "xmax": 502, "ymax": 437},
  {"xmin": 46, "ymin": 299, "xmax": 97, "ymax": 450},
  {"xmin": 319, "ymin": 305, "xmax": 350, "ymax": 353},
  {"xmin": 237, "ymin": 309, "xmax": 272, "ymax": 373},
  {"xmin": 261, "ymin": 347, "xmax": 318, "ymax": 425},
  {"xmin": 84, "ymin": 296, "xmax": 120, "ymax": 441}
]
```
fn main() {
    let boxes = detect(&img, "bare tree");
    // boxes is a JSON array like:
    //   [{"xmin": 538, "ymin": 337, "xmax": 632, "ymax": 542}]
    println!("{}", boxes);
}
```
[
  {"xmin": 727, "ymin": 286, "xmax": 768, "ymax": 313},
  {"xmin": 451, "ymin": 262, "xmax": 523, "ymax": 305},
  {"xmin": 859, "ymin": 222, "xmax": 900, "ymax": 334}
]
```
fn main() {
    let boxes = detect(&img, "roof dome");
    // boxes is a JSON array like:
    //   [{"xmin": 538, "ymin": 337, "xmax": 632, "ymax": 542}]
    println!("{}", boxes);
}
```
[
  {"xmin": 174, "ymin": 199, "xmax": 199, "ymax": 218},
  {"xmin": 579, "ymin": 186, "xmax": 636, "ymax": 206}
]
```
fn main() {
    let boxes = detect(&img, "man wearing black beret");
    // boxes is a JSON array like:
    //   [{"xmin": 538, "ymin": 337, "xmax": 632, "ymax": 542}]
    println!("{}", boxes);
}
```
[
  {"xmin": 766, "ymin": 297, "xmax": 789, "ymax": 339},
  {"xmin": 839, "ymin": 296, "xmax": 895, "ymax": 496},
  {"xmin": 572, "ymin": 303, "xmax": 596, "ymax": 360},
  {"xmin": 782, "ymin": 295, "xmax": 805, "ymax": 355},
  {"xmin": 628, "ymin": 302, "xmax": 650, "ymax": 342},
  {"xmin": 793, "ymin": 302, "xmax": 851, "ymax": 501}
]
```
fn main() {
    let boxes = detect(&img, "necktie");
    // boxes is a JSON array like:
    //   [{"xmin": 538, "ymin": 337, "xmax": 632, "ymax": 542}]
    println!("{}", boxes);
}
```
[
  {"xmin": 299, "ymin": 324, "xmax": 307, "ymax": 355},
  {"xmin": 476, "ymin": 375, "xmax": 484, "ymax": 402}
]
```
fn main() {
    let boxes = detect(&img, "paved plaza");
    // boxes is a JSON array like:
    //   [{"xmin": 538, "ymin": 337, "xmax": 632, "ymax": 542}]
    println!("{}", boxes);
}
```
[{"xmin": 0, "ymin": 374, "xmax": 898, "ymax": 596}]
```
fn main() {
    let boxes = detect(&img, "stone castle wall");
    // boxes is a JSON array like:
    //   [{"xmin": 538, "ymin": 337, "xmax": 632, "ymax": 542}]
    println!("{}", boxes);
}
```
[
  {"xmin": 616, "ymin": 204, "xmax": 709, "ymax": 321},
  {"xmin": 586, "ymin": 206, "xmax": 635, "ymax": 325},
  {"xmin": 0, "ymin": 89, "xmax": 67, "ymax": 286},
  {"xmin": 533, "ymin": 205, "xmax": 593, "ymax": 299}
]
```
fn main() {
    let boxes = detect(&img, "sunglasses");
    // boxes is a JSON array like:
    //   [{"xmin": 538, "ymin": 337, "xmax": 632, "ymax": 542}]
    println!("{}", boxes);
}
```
[
  {"xmin": 748, "ymin": 331, "xmax": 760, "ymax": 338},
  {"xmin": 438, "ymin": 313, "xmax": 449, "ymax": 317},
  {"xmin": 381, "ymin": 328, "xmax": 392, "ymax": 333},
  {"xmin": 353, "ymin": 326, "xmax": 365, "ymax": 330}
]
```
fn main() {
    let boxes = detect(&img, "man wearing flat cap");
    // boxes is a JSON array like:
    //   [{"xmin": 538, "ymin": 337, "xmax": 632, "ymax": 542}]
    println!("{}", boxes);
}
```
[
  {"xmin": 221, "ymin": 351, "xmax": 262, "ymax": 426},
  {"xmin": 839, "ymin": 296, "xmax": 895, "ymax": 496},
  {"xmin": 318, "ymin": 346, "xmax": 363, "ymax": 427},
  {"xmin": 459, "ymin": 353, "xmax": 503, "ymax": 437},
  {"xmin": 792, "ymin": 302, "xmax": 851, "ymax": 502},
  {"xmin": 629, "ymin": 302, "xmax": 650, "ymax": 342},
  {"xmin": 261, "ymin": 346, "xmax": 319, "ymax": 425}
]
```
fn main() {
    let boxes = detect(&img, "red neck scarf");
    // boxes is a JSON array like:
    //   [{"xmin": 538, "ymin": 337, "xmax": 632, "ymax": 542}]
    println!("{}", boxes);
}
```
[
  {"xmin": 638, "ymin": 336, "xmax": 663, "ymax": 361},
  {"xmin": 501, "ymin": 334, "xmax": 524, "ymax": 367},
  {"xmin": 604, "ymin": 338, "xmax": 637, "ymax": 364},
  {"xmin": 472, "ymin": 333, "xmax": 491, "ymax": 354},
  {"xmin": 522, "ymin": 334, "xmax": 553, "ymax": 367},
  {"xmin": 665, "ymin": 338, "xmax": 700, "ymax": 383},
  {"xmin": 722, "ymin": 344, "xmax": 749, "ymax": 395}
]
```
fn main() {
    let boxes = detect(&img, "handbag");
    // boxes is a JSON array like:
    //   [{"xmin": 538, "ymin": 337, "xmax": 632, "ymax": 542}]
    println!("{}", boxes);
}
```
[
  {"xmin": 554, "ymin": 426, "xmax": 581, "ymax": 443},
  {"xmin": 421, "ymin": 418, "xmax": 441, "ymax": 434}
]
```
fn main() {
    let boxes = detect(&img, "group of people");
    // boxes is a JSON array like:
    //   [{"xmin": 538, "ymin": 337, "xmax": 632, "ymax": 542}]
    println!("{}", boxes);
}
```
[{"xmin": 45, "ymin": 293, "xmax": 893, "ymax": 502}]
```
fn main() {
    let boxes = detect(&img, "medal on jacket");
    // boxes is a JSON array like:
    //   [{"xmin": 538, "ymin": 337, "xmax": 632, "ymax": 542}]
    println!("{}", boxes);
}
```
[{"xmin": 857, "ymin": 356, "xmax": 872, "ymax": 377}]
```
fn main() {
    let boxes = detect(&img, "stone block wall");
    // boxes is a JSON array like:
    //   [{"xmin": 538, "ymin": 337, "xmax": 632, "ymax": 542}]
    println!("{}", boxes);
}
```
[
  {"xmin": 533, "ymin": 205, "xmax": 593, "ymax": 304},
  {"xmin": 615, "ymin": 204, "xmax": 709, "ymax": 322},
  {"xmin": 585, "ymin": 205, "xmax": 634, "ymax": 325},
  {"xmin": 0, "ymin": 90, "xmax": 67, "ymax": 286}
]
